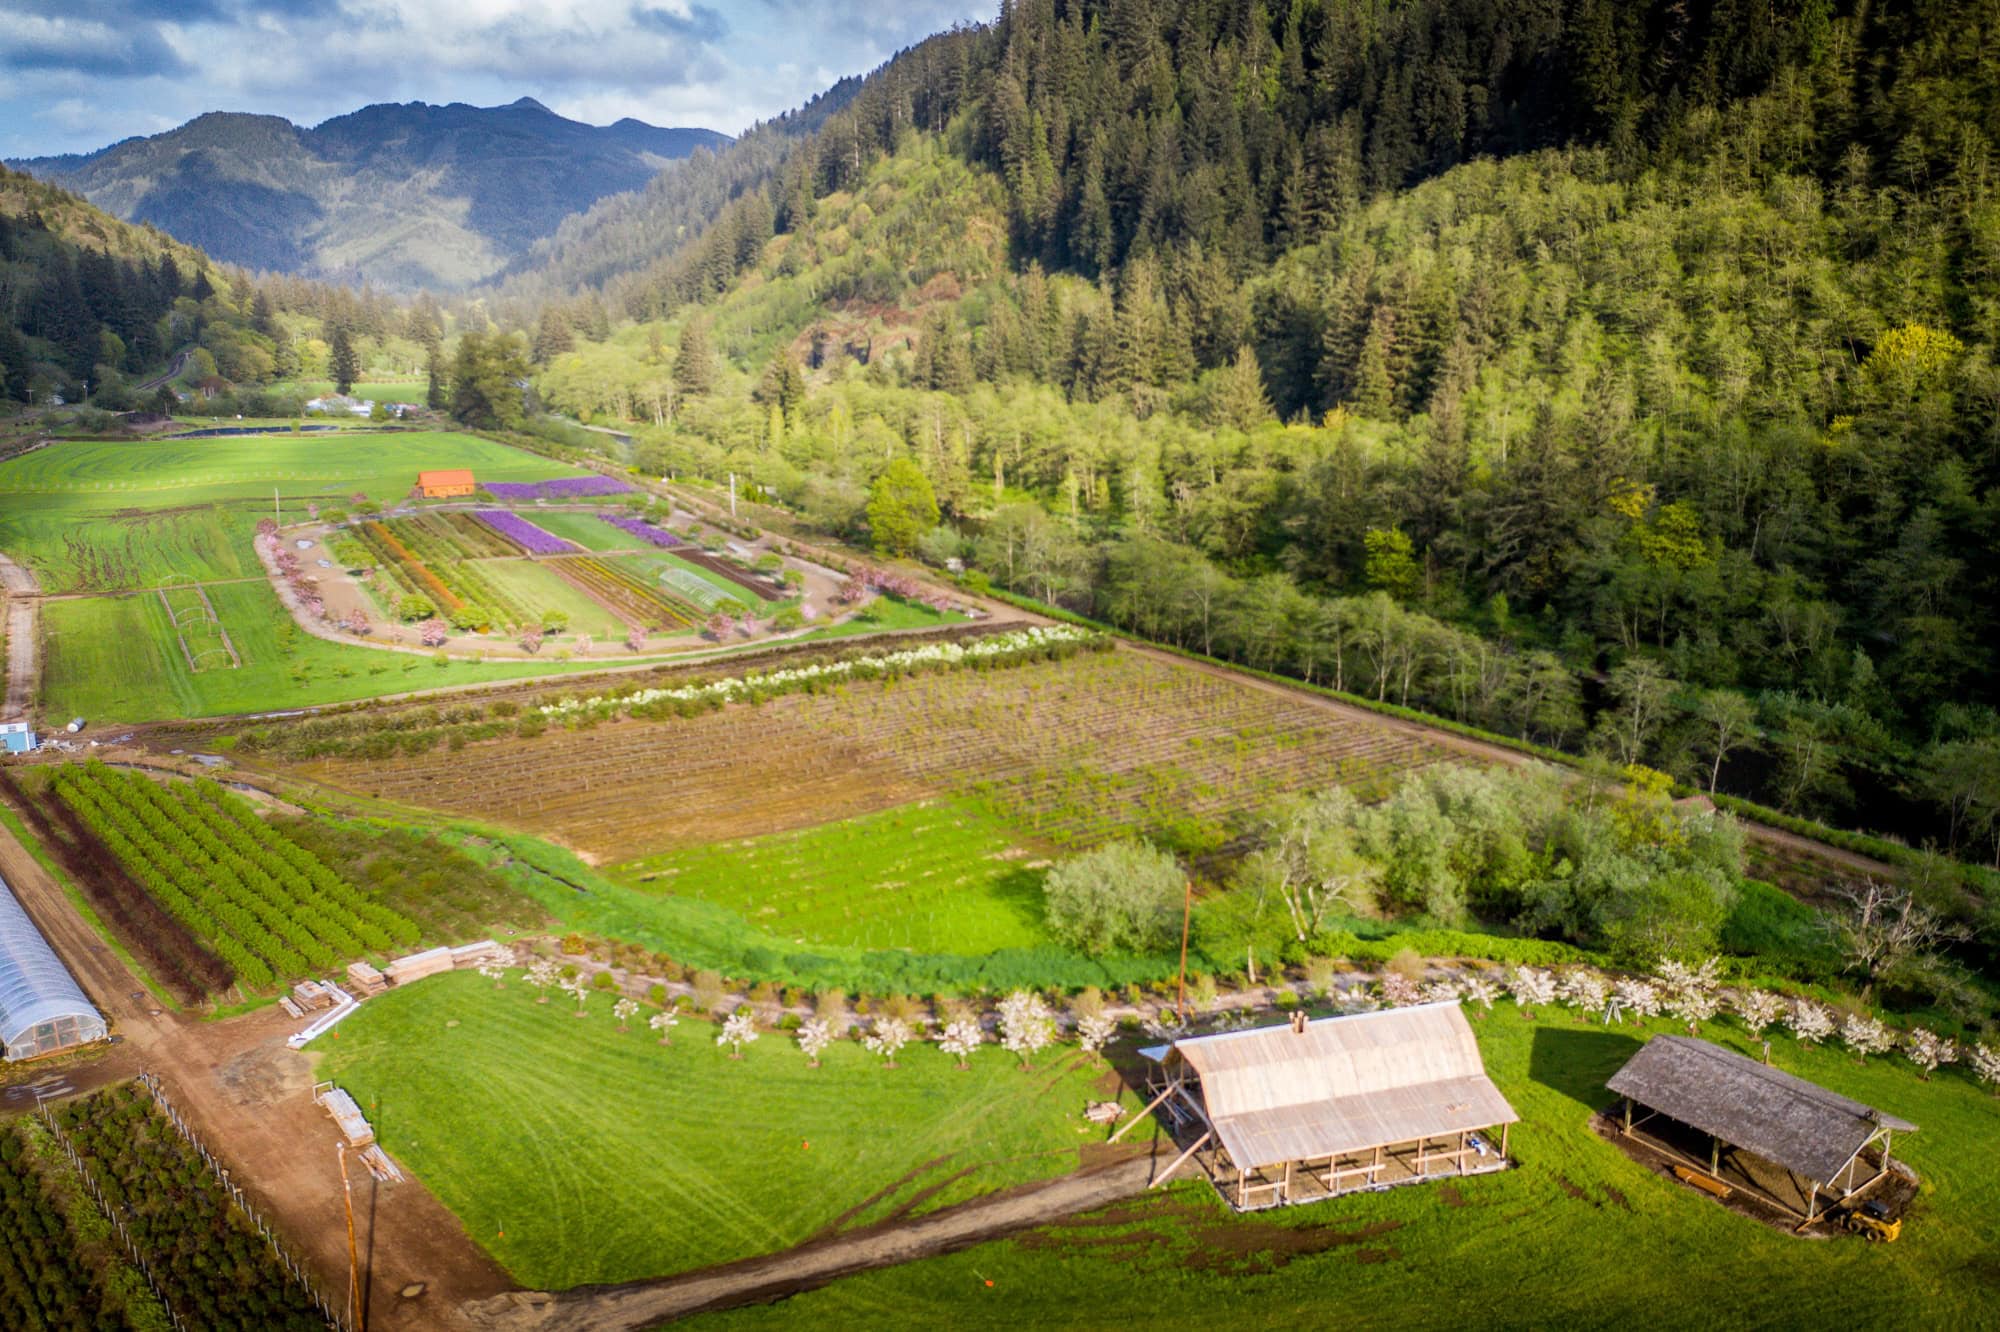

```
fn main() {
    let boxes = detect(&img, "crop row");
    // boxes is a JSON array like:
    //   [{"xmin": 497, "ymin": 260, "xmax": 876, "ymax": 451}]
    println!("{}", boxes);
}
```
[
  {"xmin": 424, "ymin": 512, "xmax": 518, "ymax": 560},
  {"xmin": 0, "ymin": 1130, "xmax": 107, "ymax": 1331},
  {"xmin": 0, "ymin": 770, "xmax": 233, "ymax": 999},
  {"xmin": 379, "ymin": 518, "xmax": 533, "ymax": 626},
  {"xmin": 359, "ymin": 521, "xmax": 462, "ymax": 612},
  {"xmin": 673, "ymin": 547, "xmax": 782, "ymax": 602},
  {"xmin": 549, "ymin": 556, "xmax": 698, "ymax": 630},
  {"xmin": 53, "ymin": 765, "xmax": 417, "ymax": 989},
  {"xmin": 54, "ymin": 1086, "xmax": 328, "ymax": 1330}
]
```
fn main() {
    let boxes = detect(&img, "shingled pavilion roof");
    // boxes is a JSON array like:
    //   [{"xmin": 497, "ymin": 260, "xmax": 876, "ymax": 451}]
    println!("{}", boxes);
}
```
[{"xmin": 1607, "ymin": 1036, "xmax": 1916, "ymax": 1185}]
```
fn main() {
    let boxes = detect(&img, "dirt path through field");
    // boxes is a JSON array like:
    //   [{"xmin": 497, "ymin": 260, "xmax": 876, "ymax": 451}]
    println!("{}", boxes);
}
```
[
  {"xmin": 1, "ymin": 552, "xmax": 40, "ymax": 722},
  {"xmin": 0, "ymin": 817, "xmax": 513, "ymax": 1329},
  {"xmin": 462, "ymin": 1147, "xmax": 1163, "ymax": 1331}
]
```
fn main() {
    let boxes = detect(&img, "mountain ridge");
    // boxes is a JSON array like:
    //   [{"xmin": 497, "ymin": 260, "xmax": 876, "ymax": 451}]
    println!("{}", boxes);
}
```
[{"xmin": 8, "ymin": 100, "xmax": 730, "ymax": 291}]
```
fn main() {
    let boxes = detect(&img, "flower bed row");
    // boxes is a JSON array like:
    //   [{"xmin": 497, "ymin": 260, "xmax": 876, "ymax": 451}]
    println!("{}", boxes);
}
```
[
  {"xmin": 597, "ymin": 512, "xmax": 682, "ymax": 548},
  {"xmin": 472, "ymin": 510, "xmax": 578, "ymax": 556},
  {"xmin": 484, "ymin": 475, "xmax": 634, "ymax": 501},
  {"xmin": 539, "ymin": 625, "xmax": 1100, "ymax": 721},
  {"xmin": 546, "ymin": 556, "xmax": 697, "ymax": 631}
]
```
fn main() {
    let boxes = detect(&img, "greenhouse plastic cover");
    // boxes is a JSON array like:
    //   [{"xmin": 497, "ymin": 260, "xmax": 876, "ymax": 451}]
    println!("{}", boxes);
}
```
[{"xmin": 0, "ymin": 871, "xmax": 105, "ymax": 1053}]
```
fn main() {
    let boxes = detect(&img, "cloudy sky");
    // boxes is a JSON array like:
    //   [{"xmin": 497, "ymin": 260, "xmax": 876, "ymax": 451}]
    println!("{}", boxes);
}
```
[{"xmin": 0, "ymin": 0, "xmax": 993, "ymax": 158}]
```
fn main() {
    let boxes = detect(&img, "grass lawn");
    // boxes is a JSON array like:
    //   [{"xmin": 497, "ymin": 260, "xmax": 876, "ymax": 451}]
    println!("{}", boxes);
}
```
[
  {"xmin": 0, "ymin": 433, "xmax": 575, "ymax": 593},
  {"xmin": 40, "ymin": 580, "xmax": 638, "ymax": 723},
  {"xmin": 806, "ymin": 596, "xmax": 966, "ymax": 638},
  {"xmin": 610, "ymin": 800, "xmax": 1051, "ymax": 953},
  {"xmin": 311, "ymin": 969, "xmax": 1149, "ymax": 1289},
  {"xmin": 521, "ymin": 510, "xmax": 653, "ymax": 553},
  {"xmin": 475, "ymin": 558, "xmax": 632, "ymax": 639},
  {"xmin": 698, "ymin": 1005, "xmax": 2000, "ymax": 1330}
]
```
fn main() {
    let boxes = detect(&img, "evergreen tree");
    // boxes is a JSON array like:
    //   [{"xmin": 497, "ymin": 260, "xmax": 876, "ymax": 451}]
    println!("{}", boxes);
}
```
[
  {"xmin": 329, "ymin": 326, "xmax": 359, "ymax": 395},
  {"xmin": 425, "ymin": 342, "xmax": 446, "ymax": 410},
  {"xmin": 673, "ymin": 317, "xmax": 716, "ymax": 397}
]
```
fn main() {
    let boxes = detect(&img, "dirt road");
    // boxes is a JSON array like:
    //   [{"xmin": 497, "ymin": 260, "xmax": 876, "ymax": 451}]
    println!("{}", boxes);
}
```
[
  {"xmin": 0, "ymin": 817, "xmax": 512, "ymax": 1330},
  {"xmin": 0, "ymin": 553, "xmax": 39, "ymax": 722},
  {"xmin": 463, "ymin": 1148, "xmax": 1163, "ymax": 1331}
]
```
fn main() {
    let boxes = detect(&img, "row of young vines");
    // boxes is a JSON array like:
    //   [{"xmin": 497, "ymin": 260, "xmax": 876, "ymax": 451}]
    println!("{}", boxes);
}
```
[
  {"xmin": 51, "ymin": 765, "xmax": 418, "ymax": 989},
  {"xmin": 0, "ymin": 1129, "xmax": 114, "ymax": 1331}
]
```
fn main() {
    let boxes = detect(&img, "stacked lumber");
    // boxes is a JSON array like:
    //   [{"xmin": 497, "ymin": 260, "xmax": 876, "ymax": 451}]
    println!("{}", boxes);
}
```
[
  {"xmin": 345, "ymin": 961, "xmax": 388, "ymax": 995},
  {"xmin": 450, "ymin": 940, "xmax": 506, "ymax": 969},
  {"xmin": 383, "ymin": 946, "xmax": 454, "ymax": 986},
  {"xmin": 316, "ymin": 1086, "xmax": 375, "ymax": 1147},
  {"xmin": 292, "ymin": 979, "xmax": 338, "ymax": 1011}
]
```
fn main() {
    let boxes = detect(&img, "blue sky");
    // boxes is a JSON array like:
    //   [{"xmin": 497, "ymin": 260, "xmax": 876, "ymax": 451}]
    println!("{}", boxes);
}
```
[{"xmin": 0, "ymin": 0, "xmax": 993, "ymax": 157}]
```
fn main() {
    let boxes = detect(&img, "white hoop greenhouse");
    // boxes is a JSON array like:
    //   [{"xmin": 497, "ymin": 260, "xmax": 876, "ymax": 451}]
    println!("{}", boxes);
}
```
[{"xmin": 0, "ymin": 873, "xmax": 106, "ymax": 1060}]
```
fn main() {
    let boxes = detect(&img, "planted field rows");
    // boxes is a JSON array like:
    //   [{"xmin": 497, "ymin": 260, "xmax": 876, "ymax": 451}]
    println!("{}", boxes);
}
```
[
  {"xmin": 546, "ymin": 556, "xmax": 699, "ymax": 631},
  {"xmin": 287, "ymin": 648, "xmax": 1446, "ymax": 863},
  {"xmin": 44, "ymin": 764, "xmax": 419, "ymax": 991}
]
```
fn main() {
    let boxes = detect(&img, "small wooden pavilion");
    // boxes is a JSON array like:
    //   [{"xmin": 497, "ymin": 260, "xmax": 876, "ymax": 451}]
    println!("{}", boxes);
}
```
[
  {"xmin": 1606, "ymin": 1035, "xmax": 1916, "ymax": 1221},
  {"xmin": 1130, "ymin": 1003, "xmax": 1519, "ymax": 1210}
]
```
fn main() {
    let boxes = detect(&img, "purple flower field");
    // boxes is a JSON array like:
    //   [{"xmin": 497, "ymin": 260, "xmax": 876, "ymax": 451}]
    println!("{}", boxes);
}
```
[
  {"xmin": 598, "ymin": 513, "xmax": 682, "ymax": 548},
  {"xmin": 483, "ymin": 475, "xmax": 635, "ymax": 501},
  {"xmin": 474, "ymin": 510, "xmax": 578, "ymax": 554}
]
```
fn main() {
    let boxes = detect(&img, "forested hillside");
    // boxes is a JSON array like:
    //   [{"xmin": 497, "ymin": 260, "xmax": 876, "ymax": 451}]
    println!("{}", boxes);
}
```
[{"xmin": 511, "ymin": 0, "xmax": 2000, "ymax": 862}]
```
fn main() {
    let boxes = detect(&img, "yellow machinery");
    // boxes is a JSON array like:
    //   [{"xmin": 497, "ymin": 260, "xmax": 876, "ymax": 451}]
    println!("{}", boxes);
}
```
[{"xmin": 1839, "ymin": 1199, "xmax": 1902, "ymax": 1242}]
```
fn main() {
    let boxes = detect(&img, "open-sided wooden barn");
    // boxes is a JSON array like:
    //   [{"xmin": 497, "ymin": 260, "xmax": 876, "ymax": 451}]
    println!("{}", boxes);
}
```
[
  {"xmin": 1134, "ymin": 1003, "xmax": 1518, "ymax": 1210},
  {"xmin": 1607, "ymin": 1035, "xmax": 1916, "ymax": 1221}
]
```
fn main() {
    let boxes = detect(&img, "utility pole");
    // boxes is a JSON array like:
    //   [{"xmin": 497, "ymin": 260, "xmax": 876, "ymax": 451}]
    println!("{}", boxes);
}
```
[
  {"xmin": 338, "ymin": 1142, "xmax": 362, "ymax": 1331},
  {"xmin": 274, "ymin": 486, "xmax": 280, "ymax": 524},
  {"xmin": 728, "ymin": 471, "xmax": 737, "ymax": 520},
  {"xmin": 1176, "ymin": 879, "xmax": 1192, "ymax": 1025}
]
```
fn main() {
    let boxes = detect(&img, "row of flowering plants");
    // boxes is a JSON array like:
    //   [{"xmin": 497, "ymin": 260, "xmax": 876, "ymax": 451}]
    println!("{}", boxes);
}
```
[
  {"xmin": 537, "ymin": 625, "xmax": 1101, "ymax": 722},
  {"xmin": 472, "ymin": 509, "xmax": 579, "ymax": 555},
  {"xmin": 597, "ymin": 512, "xmax": 682, "ymax": 548},
  {"xmin": 483, "ymin": 474, "xmax": 634, "ymax": 500}
]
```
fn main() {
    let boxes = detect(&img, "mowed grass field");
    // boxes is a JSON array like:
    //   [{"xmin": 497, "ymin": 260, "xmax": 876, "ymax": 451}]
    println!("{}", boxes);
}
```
[
  {"xmin": 698, "ymin": 1007, "xmax": 2000, "ymax": 1331},
  {"xmin": 40, "ymin": 580, "xmax": 640, "ymax": 722},
  {"xmin": 0, "ymin": 432, "xmax": 576, "ymax": 592},
  {"xmin": 312, "ymin": 969, "xmax": 1149, "ymax": 1289},
  {"xmin": 610, "ymin": 800, "xmax": 1050, "ymax": 953},
  {"xmin": 522, "ymin": 510, "xmax": 652, "ymax": 553}
]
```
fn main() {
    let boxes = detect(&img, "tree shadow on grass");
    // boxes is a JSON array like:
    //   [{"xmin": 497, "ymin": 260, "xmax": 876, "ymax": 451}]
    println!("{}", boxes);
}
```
[
  {"xmin": 1529, "ymin": 1026, "xmax": 1647, "ymax": 1110},
  {"xmin": 990, "ymin": 865, "xmax": 1051, "ymax": 934}
]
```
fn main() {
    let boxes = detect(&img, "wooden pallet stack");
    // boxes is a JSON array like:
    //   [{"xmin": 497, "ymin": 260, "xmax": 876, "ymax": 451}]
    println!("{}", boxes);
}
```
[{"xmin": 344, "ymin": 961, "xmax": 388, "ymax": 996}]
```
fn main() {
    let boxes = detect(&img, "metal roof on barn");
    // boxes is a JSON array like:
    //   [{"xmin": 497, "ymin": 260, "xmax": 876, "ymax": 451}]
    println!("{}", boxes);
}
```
[
  {"xmin": 1607, "ymin": 1035, "xmax": 1915, "ymax": 1185},
  {"xmin": 1145, "ymin": 1003, "xmax": 1518, "ymax": 1169},
  {"xmin": 417, "ymin": 469, "xmax": 475, "ymax": 486}
]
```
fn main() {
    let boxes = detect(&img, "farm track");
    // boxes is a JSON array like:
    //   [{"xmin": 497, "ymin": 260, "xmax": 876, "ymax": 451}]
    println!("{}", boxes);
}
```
[
  {"xmin": 1, "ymin": 552, "xmax": 39, "ymax": 721},
  {"xmin": 463, "ymin": 1147, "xmax": 1163, "ymax": 1331}
]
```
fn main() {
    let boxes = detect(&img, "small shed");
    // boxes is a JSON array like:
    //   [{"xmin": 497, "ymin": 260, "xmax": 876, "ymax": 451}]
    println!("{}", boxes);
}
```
[
  {"xmin": 1135, "ymin": 1003, "xmax": 1518, "ymax": 1210},
  {"xmin": 1606, "ymin": 1035, "xmax": 1916, "ymax": 1221},
  {"xmin": 417, "ymin": 468, "xmax": 476, "ymax": 498},
  {"xmin": 0, "ymin": 723, "xmax": 34, "ymax": 755}
]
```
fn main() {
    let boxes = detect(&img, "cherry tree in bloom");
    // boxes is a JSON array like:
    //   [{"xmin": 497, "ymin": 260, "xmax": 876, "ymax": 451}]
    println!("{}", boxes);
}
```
[
  {"xmin": 1785, "ymin": 1000, "xmax": 1834, "ymax": 1045},
  {"xmin": 1508, "ymin": 967, "xmax": 1559, "ymax": 1010},
  {"xmin": 1611, "ymin": 978, "xmax": 1662, "ymax": 1021},
  {"xmin": 1841, "ymin": 1013, "xmax": 1895, "ymax": 1063},
  {"xmin": 1969, "ymin": 1043, "xmax": 2000, "ymax": 1095},
  {"xmin": 1560, "ymin": 971, "xmax": 1608, "ymax": 1018},
  {"xmin": 1460, "ymin": 976, "xmax": 1499, "ymax": 1015},
  {"xmin": 796, "ymin": 1018, "xmax": 835, "ymax": 1067},
  {"xmin": 1901, "ymin": 1028, "xmax": 1957, "ymax": 1080},
  {"xmin": 1076, "ymin": 1013, "xmax": 1117, "ymax": 1062},
  {"xmin": 998, "ymin": 991, "xmax": 1058, "ymax": 1069},
  {"xmin": 612, "ymin": 998, "xmax": 639, "ymax": 1031},
  {"xmin": 525, "ymin": 959, "xmax": 559, "ymax": 1003},
  {"xmin": 477, "ymin": 964, "xmax": 506, "ymax": 989},
  {"xmin": 938, "ymin": 1018, "xmax": 984, "ymax": 1070},
  {"xmin": 649, "ymin": 1009, "xmax": 679, "ymax": 1045},
  {"xmin": 1378, "ymin": 973, "xmax": 1421, "ymax": 1008},
  {"xmin": 716, "ymin": 1012, "xmax": 758, "ymax": 1059},
  {"xmin": 1418, "ymin": 978, "xmax": 1462, "ymax": 1006},
  {"xmin": 864, "ymin": 1016, "xmax": 913, "ymax": 1068}
]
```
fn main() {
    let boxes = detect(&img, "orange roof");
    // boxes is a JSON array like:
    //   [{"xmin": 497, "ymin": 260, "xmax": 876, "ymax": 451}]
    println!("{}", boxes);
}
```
[{"xmin": 418, "ymin": 469, "xmax": 475, "ymax": 486}]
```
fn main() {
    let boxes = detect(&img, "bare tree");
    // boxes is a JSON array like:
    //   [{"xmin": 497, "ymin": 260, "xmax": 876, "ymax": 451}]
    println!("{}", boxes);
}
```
[{"xmin": 1823, "ymin": 879, "xmax": 1971, "ymax": 997}]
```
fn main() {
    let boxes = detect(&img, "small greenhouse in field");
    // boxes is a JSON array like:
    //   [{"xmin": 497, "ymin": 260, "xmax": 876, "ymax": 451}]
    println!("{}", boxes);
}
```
[
  {"xmin": 1607, "ymin": 1035, "xmax": 1916, "ymax": 1222},
  {"xmin": 1135, "ymin": 1003, "xmax": 1519, "ymax": 1210},
  {"xmin": 0, "ymin": 873, "xmax": 107, "ymax": 1060}
]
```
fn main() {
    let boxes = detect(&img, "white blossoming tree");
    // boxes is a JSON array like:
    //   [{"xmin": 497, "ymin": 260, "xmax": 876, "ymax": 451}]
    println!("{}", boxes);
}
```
[
  {"xmin": 864, "ymin": 1016, "xmax": 913, "ymax": 1068},
  {"xmin": 716, "ymin": 1012, "xmax": 758, "ymax": 1059},
  {"xmin": 796, "ymin": 1017, "xmax": 835, "ymax": 1068},
  {"xmin": 525, "ymin": 958, "xmax": 559, "ymax": 1004},
  {"xmin": 1902, "ymin": 1028, "xmax": 1958, "ymax": 1081},
  {"xmin": 1666, "ymin": 984, "xmax": 1723, "ymax": 1035},
  {"xmin": 649, "ymin": 1009, "xmax": 680, "ymax": 1045},
  {"xmin": 1508, "ymin": 967, "xmax": 1559, "ymax": 1011},
  {"xmin": 1076, "ymin": 1012, "xmax": 1117, "ymax": 1062},
  {"xmin": 561, "ymin": 976, "xmax": 591, "ymax": 1017},
  {"xmin": 1460, "ymin": 976, "xmax": 1499, "ymax": 1017},
  {"xmin": 1611, "ymin": 978, "xmax": 1662, "ymax": 1022},
  {"xmin": 1735, "ymin": 990, "xmax": 1785, "ymax": 1061},
  {"xmin": 612, "ymin": 997, "xmax": 639, "ymax": 1032},
  {"xmin": 1785, "ymin": 1000, "xmax": 1834, "ymax": 1045},
  {"xmin": 998, "ymin": 990, "xmax": 1058, "ymax": 1070},
  {"xmin": 1379, "ymin": 973, "xmax": 1421, "ymax": 1008},
  {"xmin": 1418, "ymin": 979, "xmax": 1462, "ymax": 1006},
  {"xmin": 1560, "ymin": 971, "xmax": 1608, "ymax": 1018},
  {"xmin": 1841, "ymin": 1013, "xmax": 1895, "ymax": 1064},
  {"xmin": 938, "ymin": 1018, "xmax": 984, "ymax": 1070},
  {"xmin": 478, "ymin": 964, "xmax": 507, "ymax": 989},
  {"xmin": 1970, "ymin": 1043, "xmax": 2000, "ymax": 1095}
]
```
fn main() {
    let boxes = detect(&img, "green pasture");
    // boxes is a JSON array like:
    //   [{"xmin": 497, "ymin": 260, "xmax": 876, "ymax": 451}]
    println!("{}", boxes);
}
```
[
  {"xmin": 0, "ymin": 433, "xmax": 574, "ymax": 592},
  {"xmin": 39, "ymin": 581, "xmax": 625, "ymax": 723},
  {"xmin": 701, "ymin": 1006, "xmax": 2000, "ymax": 1331},
  {"xmin": 610, "ymin": 800, "xmax": 1051, "ymax": 953},
  {"xmin": 311, "ymin": 968, "xmax": 1146, "ymax": 1289}
]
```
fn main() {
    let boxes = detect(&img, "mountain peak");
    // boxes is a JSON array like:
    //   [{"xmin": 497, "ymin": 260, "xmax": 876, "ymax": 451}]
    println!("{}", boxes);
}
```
[{"xmin": 508, "ymin": 97, "xmax": 552, "ymax": 114}]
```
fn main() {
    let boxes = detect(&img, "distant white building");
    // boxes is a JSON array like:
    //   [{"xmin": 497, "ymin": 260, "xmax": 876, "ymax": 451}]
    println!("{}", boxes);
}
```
[{"xmin": 306, "ymin": 394, "xmax": 374, "ymax": 418}]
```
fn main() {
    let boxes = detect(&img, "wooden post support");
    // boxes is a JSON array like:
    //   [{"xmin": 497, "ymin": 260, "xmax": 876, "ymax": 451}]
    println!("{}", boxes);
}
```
[
  {"xmin": 1459, "ymin": 1131, "xmax": 1467, "ymax": 1175},
  {"xmin": 1148, "ymin": 1130, "xmax": 1212, "ymax": 1190},
  {"xmin": 1418, "ymin": 1137, "xmax": 1427, "ymax": 1177},
  {"xmin": 1882, "ymin": 1130, "xmax": 1892, "ymax": 1176},
  {"xmin": 1623, "ymin": 1097, "xmax": 1632, "ymax": 1134},
  {"xmin": 1500, "ymin": 1123, "xmax": 1510, "ymax": 1161},
  {"xmin": 1283, "ymin": 1159, "xmax": 1294, "ymax": 1203},
  {"xmin": 1176, "ymin": 879, "xmax": 1192, "ymax": 1026},
  {"xmin": 1108, "ymin": 1080, "xmax": 1178, "ymax": 1144},
  {"xmin": 1711, "ymin": 1136, "xmax": 1720, "ymax": 1177}
]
